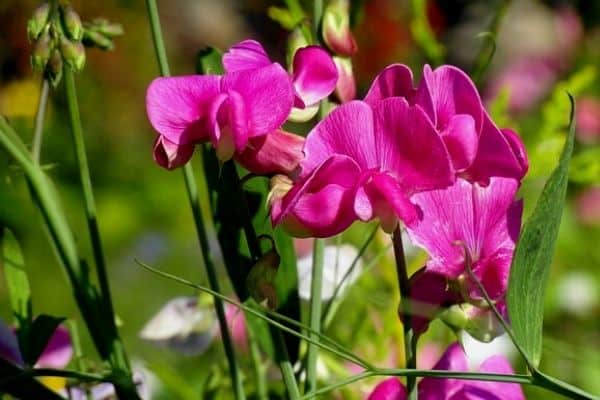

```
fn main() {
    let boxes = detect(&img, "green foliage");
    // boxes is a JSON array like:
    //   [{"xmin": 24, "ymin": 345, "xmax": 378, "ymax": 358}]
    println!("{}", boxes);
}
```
[
  {"xmin": 507, "ymin": 96, "xmax": 576, "ymax": 368},
  {"xmin": 1, "ymin": 228, "xmax": 32, "ymax": 331},
  {"xmin": 569, "ymin": 147, "xmax": 600, "ymax": 184},
  {"xmin": 410, "ymin": 0, "xmax": 445, "ymax": 65}
]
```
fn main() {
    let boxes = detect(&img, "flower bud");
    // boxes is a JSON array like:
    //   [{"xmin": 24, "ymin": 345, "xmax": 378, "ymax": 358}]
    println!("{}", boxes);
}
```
[
  {"xmin": 153, "ymin": 136, "xmax": 195, "ymax": 170},
  {"xmin": 333, "ymin": 56, "xmax": 356, "ymax": 103},
  {"xmin": 322, "ymin": 0, "xmax": 358, "ymax": 57},
  {"xmin": 439, "ymin": 304, "xmax": 469, "ymax": 332},
  {"xmin": 27, "ymin": 2, "xmax": 50, "ymax": 41},
  {"xmin": 97, "ymin": 20, "xmax": 124, "ymax": 38},
  {"xmin": 31, "ymin": 31, "xmax": 53, "ymax": 71},
  {"xmin": 60, "ymin": 37, "xmax": 85, "ymax": 71},
  {"xmin": 246, "ymin": 248, "xmax": 280, "ymax": 310},
  {"xmin": 83, "ymin": 30, "xmax": 114, "ymax": 51},
  {"xmin": 46, "ymin": 48, "xmax": 63, "ymax": 87},
  {"xmin": 61, "ymin": 5, "xmax": 83, "ymax": 41}
]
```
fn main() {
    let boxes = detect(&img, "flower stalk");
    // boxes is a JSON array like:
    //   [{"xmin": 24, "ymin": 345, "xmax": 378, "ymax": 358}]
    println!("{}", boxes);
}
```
[
  {"xmin": 305, "ymin": 238, "xmax": 324, "ymax": 394},
  {"xmin": 143, "ymin": 1, "xmax": 245, "ymax": 398},
  {"xmin": 392, "ymin": 226, "xmax": 418, "ymax": 400}
]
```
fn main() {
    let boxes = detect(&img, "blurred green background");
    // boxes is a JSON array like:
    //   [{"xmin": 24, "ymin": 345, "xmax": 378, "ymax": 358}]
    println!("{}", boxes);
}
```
[{"xmin": 0, "ymin": 0, "xmax": 599, "ymax": 398}]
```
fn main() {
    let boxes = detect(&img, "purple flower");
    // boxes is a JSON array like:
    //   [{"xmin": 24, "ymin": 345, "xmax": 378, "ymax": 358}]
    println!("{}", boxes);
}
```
[
  {"xmin": 403, "ymin": 177, "xmax": 523, "ymax": 334},
  {"xmin": 365, "ymin": 64, "xmax": 528, "ymax": 184},
  {"xmin": 368, "ymin": 343, "xmax": 525, "ymax": 400},
  {"xmin": 271, "ymin": 98, "xmax": 454, "ymax": 237}
]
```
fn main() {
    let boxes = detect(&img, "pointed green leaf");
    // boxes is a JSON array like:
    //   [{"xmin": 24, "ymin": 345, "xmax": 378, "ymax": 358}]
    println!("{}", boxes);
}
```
[
  {"xmin": 1, "ymin": 229, "xmax": 32, "ymax": 330},
  {"xmin": 507, "ymin": 94, "xmax": 576, "ymax": 367}
]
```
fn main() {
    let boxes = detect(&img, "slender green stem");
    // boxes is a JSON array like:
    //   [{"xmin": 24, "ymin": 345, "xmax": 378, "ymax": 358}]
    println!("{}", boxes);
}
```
[
  {"xmin": 64, "ymin": 67, "xmax": 138, "ymax": 400},
  {"xmin": 392, "ymin": 226, "xmax": 417, "ymax": 400},
  {"xmin": 32, "ymin": 79, "xmax": 49, "ymax": 163},
  {"xmin": 64, "ymin": 68, "xmax": 114, "ymax": 323},
  {"xmin": 305, "ymin": 238, "xmax": 325, "ymax": 394},
  {"xmin": 313, "ymin": 0, "xmax": 323, "ymax": 39},
  {"xmin": 144, "ymin": 2, "xmax": 245, "ymax": 399},
  {"xmin": 228, "ymin": 166, "xmax": 301, "ymax": 398}
]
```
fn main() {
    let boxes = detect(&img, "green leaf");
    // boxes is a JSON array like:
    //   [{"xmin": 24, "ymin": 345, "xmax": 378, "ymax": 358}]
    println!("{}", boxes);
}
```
[
  {"xmin": 1, "ymin": 228, "xmax": 32, "ymax": 330},
  {"xmin": 507, "ymin": 94, "xmax": 576, "ymax": 367},
  {"xmin": 23, "ymin": 314, "xmax": 66, "ymax": 366}
]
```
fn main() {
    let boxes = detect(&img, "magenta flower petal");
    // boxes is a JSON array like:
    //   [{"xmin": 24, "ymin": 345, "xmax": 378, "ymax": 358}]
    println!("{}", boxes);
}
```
[
  {"xmin": 364, "ymin": 64, "xmax": 416, "ymax": 106},
  {"xmin": 419, "ymin": 343, "xmax": 469, "ymax": 400},
  {"xmin": 464, "ymin": 113, "xmax": 528, "ymax": 184},
  {"xmin": 408, "ymin": 177, "xmax": 521, "ymax": 289},
  {"xmin": 222, "ymin": 63, "xmax": 294, "ymax": 138},
  {"xmin": 146, "ymin": 75, "xmax": 221, "ymax": 145},
  {"xmin": 442, "ymin": 114, "xmax": 479, "ymax": 172},
  {"xmin": 0, "ymin": 319, "xmax": 22, "ymax": 365},
  {"xmin": 462, "ymin": 356, "xmax": 525, "ymax": 400},
  {"xmin": 373, "ymin": 97, "xmax": 454, "ymax": 194},
  {"xmin": 153, "ymin": 135, "xmax": 195, "ymax": 170},
  {"xmin": 36, "ymin": 325, "xmax": 73, "ymax": 369},
  {"xmin": 302, "ymin": 101, "xmax": 377, "ymax": 174},
  {"xmin": 222, "ymin": 39, "xmax": 271, "ymax": 73},
  {"xmin": 272, "ymin": 155, "xmax": 361, "ymax": 238},
  {"xmin": 368, "ymin": 377, "xmax": 407, "ymax": 400},
  {"xmin": 235, "ymin": 129, "xmax": 305, "ymax": 175},
  {"xmin": 291, "ymin": 46, "xmax": 338, "ymax": 108},
  {"xmin": 415, "ymin": 65, "xmax": 483, "ymax": 134}
]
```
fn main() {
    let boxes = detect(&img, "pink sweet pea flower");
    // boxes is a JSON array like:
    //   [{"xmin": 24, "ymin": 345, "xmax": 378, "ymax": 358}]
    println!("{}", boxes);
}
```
[
  {"xmin": 271, "ymin": 98, "xmax": 454, "ymax": 237},
  {"xmin": 147, "ymin": 40, "xmax": 294, "ymax": 168},
  {"xmin": 364, "ymin": 64, "xmax": 528, "ymax": 184},
  {"xmin": 368, "ymin": 343, "xmax": 525, "ymax": 400},
  {"xmin": 223, "ymin": 40, "xmax": 338, "ymax": 111},
  {"xmin": 402, "ymin": 177, "xmax": 522, "ymax": 334}
]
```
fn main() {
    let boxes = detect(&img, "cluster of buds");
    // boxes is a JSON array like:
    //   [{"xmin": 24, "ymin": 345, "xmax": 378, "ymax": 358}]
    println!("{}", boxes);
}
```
[
  {"xmin": 82, "ymin": 18, "xmax": 124, "ymax": 51},
  {"xmin": 28, "ymin": 2, "xmax": 85, "ymax": 86},
  {"xmin": 322, "ymin": 0, "xmax": 357, "ymax": 102}
]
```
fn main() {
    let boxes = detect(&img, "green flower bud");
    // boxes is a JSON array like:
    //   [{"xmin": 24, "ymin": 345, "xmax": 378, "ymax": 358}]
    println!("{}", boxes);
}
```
[
  {"xmin": 97, "ymin": 20, "xmax": 124, "ymax": 38},
  {"xmin": 83, "ymin": 30, "xmax": 114, "ymax": 51},
  {"xmin": 246, "ymin": 249, "xmax": 280, "ymax": 310},
  {"xmin": 46, "ymin": 49, "xmax": 63, "ymax": 87},
  {"xmin": 60, "ymin": 37, "xmax": 85, "ymax": 71},
  {"xmin": 31, "ymin": 31, "xmax": 53, "ymax": 71},
  {"xmin": 61, "ymin": 5, "xmax": 83, "ymax": 41},
  {"xmin": 27, "ymin": 2, "xmax": 51, "ymax": 41},
  {"xmin": 322, "ymin": 0, "xmax": 357, "ymax": 56}
]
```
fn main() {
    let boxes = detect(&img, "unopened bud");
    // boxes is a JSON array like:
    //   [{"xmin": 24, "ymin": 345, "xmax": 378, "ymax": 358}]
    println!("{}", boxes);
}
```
[
  {"xmin": 246, "ymin": 249, "xmax": 280, "ymax": 310},
  {"xmin": 27, "ymin": 2, "xmax": 50, "ymax": 41},
  {"xmin": 322, "ymin": 0, "xmax": 358, "ymax": 57},
  {"xmin": 439, "ymin": 304, "xmax": 469, "ymax": 332},
  {"xmin": 60, "ymin": 37, "xmax": 85, "ymax": 71},
  {"xmin": 61, "ymin": 5, "xmax": 83, "ymax": 41},
  {"xmin": 98, "ymin": 21, "xmax": 124, "ymax": 38},
  {"xmin": 46, "ymin": 49, "xmax": 63, "ymax": 87},
  {"xmin": 333, "ymin": 56, "xmax": 356, "ymax": 103},
  {"xmin": 83, "ymin": 30, "xmax": 114, "ymax": 51},
  {"xmin": 31, "ymin": 31, "xmax": 53, "ymax": 71}
]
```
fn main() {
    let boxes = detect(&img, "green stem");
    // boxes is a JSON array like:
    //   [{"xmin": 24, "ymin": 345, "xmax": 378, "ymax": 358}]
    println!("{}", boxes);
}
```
[
  {"xmin": 64, "ymin": 68, "xmax": 114, "ymax": 323},
  {"xmin": 144, "ymin": 2, "xmax": 245, "ymax": 399},
  {"xmin": 392, "ymin": 226, "xmax": 417, "ymax": 400},
  {"xmin": 305, "ymin": 238, "xmax": 325, "ymax": 394},
  {"xmin": 229, "ymin": 167, "xmax": 301, "ymax": 399},
  {"xmin": 32, "ymin": 79, "xmax": 49, "ymax": 163},
  {"xmin": 67, "ymin": 319, "xmax": 94, "ymax": 400},
  {"xmin": 64, "ymin": 67, "xmax": 138, "ymax": 400},
  {"xmin": 313, "ymin": 0, "xmax": 323, "ymax": 39}
]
